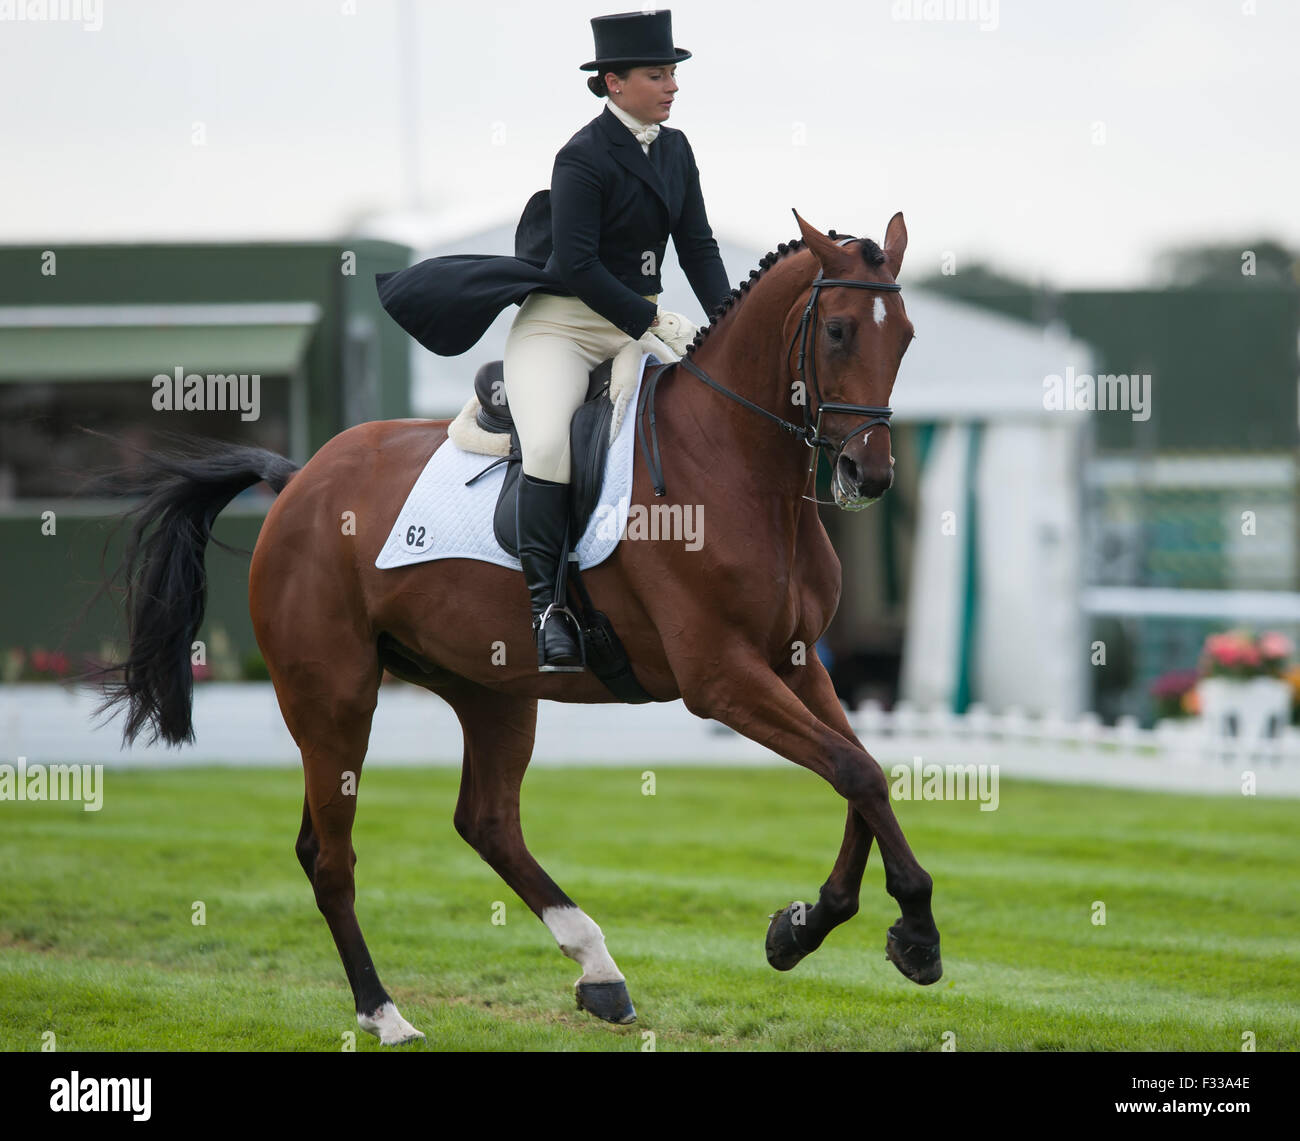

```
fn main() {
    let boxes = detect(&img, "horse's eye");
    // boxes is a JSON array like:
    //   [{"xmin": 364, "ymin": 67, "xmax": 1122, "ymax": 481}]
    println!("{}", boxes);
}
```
[{"xmin": 826, "ymin": 323, "xmax": 843, "ymax": 342}]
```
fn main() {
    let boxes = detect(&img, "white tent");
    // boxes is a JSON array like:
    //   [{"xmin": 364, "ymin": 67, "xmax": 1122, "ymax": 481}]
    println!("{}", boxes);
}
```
[{"xmin": 887, "ymin": 291, "xmax": 1096, "ymax": 720}]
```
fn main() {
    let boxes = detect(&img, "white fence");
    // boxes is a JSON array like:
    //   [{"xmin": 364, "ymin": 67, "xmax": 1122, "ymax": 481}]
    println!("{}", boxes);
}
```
[
  {"xmin": 853, "ymin": 699, "xmax": 1300, "ymax": 795},
  {"xmin": 2, "ymin": 684, "xmax": 1298, "ymax": 796}
]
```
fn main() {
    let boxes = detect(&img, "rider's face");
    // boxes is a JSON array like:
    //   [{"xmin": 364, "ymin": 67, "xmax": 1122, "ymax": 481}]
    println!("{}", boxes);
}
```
[{"xmin": 605, "ymin": 64, "xmax": 679, "ymax": 125}]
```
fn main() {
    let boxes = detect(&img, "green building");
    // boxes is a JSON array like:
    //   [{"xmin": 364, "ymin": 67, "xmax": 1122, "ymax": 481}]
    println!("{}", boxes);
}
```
[{"xmin": 0, "ymin": 240, "xmax": 412, "ymax": 676}]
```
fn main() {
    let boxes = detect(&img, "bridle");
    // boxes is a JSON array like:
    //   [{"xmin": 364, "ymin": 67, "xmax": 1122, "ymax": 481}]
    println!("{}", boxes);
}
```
[
  {"xmin": 789, "ymin": 270, "xmax": 901, "ymax": 504},
  {"xmin": 636, "ymin": 252, "xmax": 901, "ymax": 505}
]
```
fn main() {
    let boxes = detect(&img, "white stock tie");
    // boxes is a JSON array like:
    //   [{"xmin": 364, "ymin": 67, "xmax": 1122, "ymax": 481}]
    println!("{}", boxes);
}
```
[{"xmin": 632, "ymin": 122, "xmax": 660, "ymax": 148}]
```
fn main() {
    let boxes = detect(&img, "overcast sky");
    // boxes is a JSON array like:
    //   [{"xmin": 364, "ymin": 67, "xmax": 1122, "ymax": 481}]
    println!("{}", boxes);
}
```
[{"xmin": 2, "ymin": 0, "xmax": 1295, "ymax": 288}]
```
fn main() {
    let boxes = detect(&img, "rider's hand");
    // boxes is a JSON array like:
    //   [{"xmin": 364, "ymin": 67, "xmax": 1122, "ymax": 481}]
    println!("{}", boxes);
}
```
[{"xmin": 651, "ymin": 311, "xmax": 698, "ymax": 355}]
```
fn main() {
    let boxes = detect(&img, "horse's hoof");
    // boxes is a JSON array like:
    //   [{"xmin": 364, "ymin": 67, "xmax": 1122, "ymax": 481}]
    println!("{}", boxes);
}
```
[
  {"xmin": 765, "ymin": 901, "xmax": 811, "ymax": 971},
  {"xmin": 357, "ymin": 1000, "xmax": 426, "ymax": 1045},
  {"xmin": 885, "ymin": 923, "xmax": 943, "ymax": 985},
  {"xmin": 575, "ymin": 979, "xmax": 637, "ymax": 1024}
]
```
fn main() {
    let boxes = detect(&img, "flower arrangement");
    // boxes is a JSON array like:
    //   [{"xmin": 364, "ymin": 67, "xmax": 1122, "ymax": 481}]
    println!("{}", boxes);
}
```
[
  {"xmin": 1148, "ymin": 668, "xmax": 1200, "ymax": 719},
  {"xmin": 2, "ymin": 636, "xmax": 269, "ymax": 684},
  {"xmin": 1194, "ymin": 629, "xmax": 1295, "ymax": 742},
  {"xmin": 1285, "ymin": 665, "xmax": 1300, "ymax": 726},
  {"xmin": 1199, "ymin": 629, "xmax": 1292, "ymax": 680},
  {"xmin": 2, "ymin": 647, "xmax": 75, "ymax": 683}
]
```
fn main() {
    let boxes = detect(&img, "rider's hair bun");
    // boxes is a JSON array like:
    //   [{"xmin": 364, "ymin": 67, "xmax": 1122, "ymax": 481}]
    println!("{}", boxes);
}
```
[{"xmin": 587, "ymin": 69, "xmax": 630, "ymax": 98}]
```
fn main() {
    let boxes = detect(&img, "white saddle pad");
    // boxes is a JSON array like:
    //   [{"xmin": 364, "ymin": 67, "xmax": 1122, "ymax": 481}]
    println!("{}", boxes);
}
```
[{"xmin": 375, "ymin": 354, "xmax": 653, "ymax": 572}]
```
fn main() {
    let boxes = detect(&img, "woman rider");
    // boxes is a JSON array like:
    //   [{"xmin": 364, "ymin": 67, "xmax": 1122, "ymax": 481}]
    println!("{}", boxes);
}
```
[{"xmin": 375, "ymin": 9, "xmax": 732, "ymax": 672}]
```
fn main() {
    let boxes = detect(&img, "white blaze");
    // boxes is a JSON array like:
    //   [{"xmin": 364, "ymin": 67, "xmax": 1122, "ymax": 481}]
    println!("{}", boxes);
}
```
[{"xmin": 873, "ymin": 297, "xmax": 887, "ymax": 326}]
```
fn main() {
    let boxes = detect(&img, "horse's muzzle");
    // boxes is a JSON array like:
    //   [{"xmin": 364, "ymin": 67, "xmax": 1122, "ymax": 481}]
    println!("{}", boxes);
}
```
[{"xmin": 834, "ymin": 453, "xmax": 893, "ymax": 510}]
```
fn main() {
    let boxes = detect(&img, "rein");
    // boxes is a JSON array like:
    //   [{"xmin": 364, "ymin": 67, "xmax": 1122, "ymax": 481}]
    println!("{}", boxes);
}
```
[{"xmin": 636, "ymin": 266, "xmax": 901, "ymax": 502}]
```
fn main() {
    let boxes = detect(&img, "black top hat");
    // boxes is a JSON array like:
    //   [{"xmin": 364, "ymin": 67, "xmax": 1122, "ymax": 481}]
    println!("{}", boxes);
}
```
[{"xmin": 579, "ymin": 10, "xmax": 691, "ymax": 71}]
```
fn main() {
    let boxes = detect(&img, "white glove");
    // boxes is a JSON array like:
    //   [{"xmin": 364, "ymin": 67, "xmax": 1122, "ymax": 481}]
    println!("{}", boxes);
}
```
[{"xmin": 650, "ymin": 310, "xmax": 699, "ymax": 356}]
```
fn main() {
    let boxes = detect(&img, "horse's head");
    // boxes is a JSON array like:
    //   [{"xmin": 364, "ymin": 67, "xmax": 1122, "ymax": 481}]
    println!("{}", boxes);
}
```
[{"xmin": 790, "ymin": 210, "xmax": 913, "ymax": 509}]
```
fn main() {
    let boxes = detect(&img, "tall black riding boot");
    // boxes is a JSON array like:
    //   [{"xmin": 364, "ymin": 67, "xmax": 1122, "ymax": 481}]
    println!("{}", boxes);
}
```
[{"xmin": 516, "ymin": 473, "xmax": 584, "ymax": 672}]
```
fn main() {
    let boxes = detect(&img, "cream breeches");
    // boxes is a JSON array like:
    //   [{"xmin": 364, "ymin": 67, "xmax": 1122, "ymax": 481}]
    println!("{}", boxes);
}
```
[{"xmin": 503, "ymin": 290, "xmax": 657, "ymax": 483}]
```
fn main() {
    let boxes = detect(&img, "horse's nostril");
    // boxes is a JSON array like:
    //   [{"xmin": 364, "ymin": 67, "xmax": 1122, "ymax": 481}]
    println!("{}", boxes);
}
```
[{"xmin": 857, "ymin": 468, "xmax": 892, "ymax": 501}]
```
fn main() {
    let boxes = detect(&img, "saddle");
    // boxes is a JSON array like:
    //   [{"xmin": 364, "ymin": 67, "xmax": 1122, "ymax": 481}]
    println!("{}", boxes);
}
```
[
  {"xmin": 467, "ymin": 358, "xmax": 616, "ymax": 559},
  {"xmin": 462, "ymin": 353, "xmax": 655, "ymax": 705}
]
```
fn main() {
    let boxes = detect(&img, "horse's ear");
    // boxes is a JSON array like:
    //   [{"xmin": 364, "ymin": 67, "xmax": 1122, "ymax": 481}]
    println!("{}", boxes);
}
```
[
  {"xmin": 883, "ymin": 212, "xmax": 907, "ymax": 278},
  {"xmin": 792, "ymin": 208, "xmax": 852, "ymax": 272}
]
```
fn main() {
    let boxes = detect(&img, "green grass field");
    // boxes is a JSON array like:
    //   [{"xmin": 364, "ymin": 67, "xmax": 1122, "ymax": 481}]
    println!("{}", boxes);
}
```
[{"xmin": 1, "ymin": 765, "xmax": 1296, "ymax": 1051}]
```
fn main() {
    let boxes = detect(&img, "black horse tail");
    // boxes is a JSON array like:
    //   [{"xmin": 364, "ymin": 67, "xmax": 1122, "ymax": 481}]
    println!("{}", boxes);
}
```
[{"xmin": 88, "ymin": 436, "xmax": 300, "ymax": 748}]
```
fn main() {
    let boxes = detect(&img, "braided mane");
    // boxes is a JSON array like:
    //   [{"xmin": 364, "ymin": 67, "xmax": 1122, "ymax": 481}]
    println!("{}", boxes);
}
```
[{"xmin": 682, "ymin": 233, "xmax": 887, "ymax": 358}]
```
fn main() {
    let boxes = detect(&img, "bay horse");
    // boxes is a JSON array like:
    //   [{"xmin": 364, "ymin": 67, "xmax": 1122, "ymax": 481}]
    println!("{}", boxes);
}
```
[{"xmin": 96, "ymin": 211, "xmax": 940, "ymax": 1044}]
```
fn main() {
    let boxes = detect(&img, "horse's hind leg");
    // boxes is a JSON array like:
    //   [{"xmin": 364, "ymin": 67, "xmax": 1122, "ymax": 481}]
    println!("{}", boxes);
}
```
[
  {"xmin": 442, "ymin": 681, "xmax": 636, "ymax": 1025},
  {"xmin": 275, "ymin": 657, "xmax": 423, "ymax": 1045}
]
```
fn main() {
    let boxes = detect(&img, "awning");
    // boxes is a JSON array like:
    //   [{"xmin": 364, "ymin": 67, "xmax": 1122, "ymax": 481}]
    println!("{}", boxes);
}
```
[{"xmin": 0, "ymin": 323, "xmax": 316, "ymax": 382}]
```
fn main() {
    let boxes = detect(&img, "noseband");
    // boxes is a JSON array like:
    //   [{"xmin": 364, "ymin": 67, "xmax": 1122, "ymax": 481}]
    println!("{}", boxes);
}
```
[{"xmin": 636, "ymin": 262, "xmax": 901, "ymax": 503}]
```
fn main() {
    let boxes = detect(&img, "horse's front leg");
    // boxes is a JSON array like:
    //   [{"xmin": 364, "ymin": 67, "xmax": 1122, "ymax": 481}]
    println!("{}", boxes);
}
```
[
  {"xmin": 763, "ymin": 654, "xmax": 876, "ymax": 971},
  {"xmin": 682, "ymin": 653, "xmax": 941, "ymax": 986}
]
